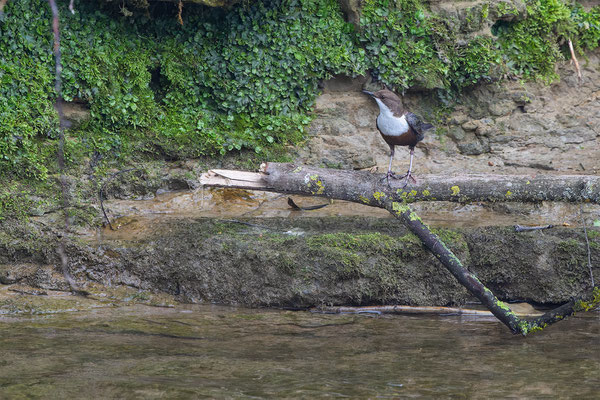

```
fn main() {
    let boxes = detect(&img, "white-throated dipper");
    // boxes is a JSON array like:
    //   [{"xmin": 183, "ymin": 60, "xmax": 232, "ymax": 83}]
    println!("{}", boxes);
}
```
[{"xmin": 363, "ymin": 89, "xmax": 433, "ymax": 186}]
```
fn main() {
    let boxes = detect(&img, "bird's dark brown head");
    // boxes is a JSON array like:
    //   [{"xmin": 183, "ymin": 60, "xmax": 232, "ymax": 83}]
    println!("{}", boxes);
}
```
[
  {"xmin": 363, "ymin": 89, "xmax": 403, "ymax": 114},
  {"xmin": 363, "ymin": 89, "xmax": 401, "ymax": 103}
]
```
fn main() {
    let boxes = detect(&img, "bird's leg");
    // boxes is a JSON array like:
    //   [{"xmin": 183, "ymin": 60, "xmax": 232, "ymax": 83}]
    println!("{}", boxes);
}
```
[
  {"xmin": 381, "ymin": 145, "xmax": 399, "ymax": 186},
  {"xmin": 399, "ymin": 148, "xmax": 417, "ymax": 188}
]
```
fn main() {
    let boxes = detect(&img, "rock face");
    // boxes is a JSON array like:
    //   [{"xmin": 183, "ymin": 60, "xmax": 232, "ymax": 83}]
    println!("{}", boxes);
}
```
[
  {"xmin": 429, "ymin": 0, "xmax": 528, "ymax": 36},
  {"xmin": 2, "ymin": 217, "xmax": 597, "ymax": 308},
  {"xmin": 300, "ymin": 50, "xmax": 600, "ymax": 177},
  {"xmin": 297, "ymin": 75, "xmax": 384, "ymax": 170}
]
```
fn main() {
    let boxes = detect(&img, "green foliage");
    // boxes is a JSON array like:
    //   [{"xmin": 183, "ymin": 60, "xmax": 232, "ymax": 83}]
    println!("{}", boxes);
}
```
[
  {"xmin": 1, "ymin": 0, "xmax": 599, "ymax": 189},
  {"xmin": 155, "ymin": 0, "xmax": 363, "ymax": 156},
  {"xmin": 359, "ymin": 0, "xmax": 504, "ymax": 91},
  {"xmin": 0, "ymin": 3, "xmax": 56, "ymax": 179},
  {"xmin": 494, "ymin": 1, "xmax": 600, "ymax": 81},
  {"xmin": 359, "ymin": 0, "xmax": 445, "ymax": 89},
  {"xmin": 571, "ymin": 3, "xmax": 600, "ymax": 50},
  {"xmin": 0, "ymin": 183, "xmax": 34, "ymax": 221},
  {"xmin": 448, "ymin": 36, "xmax": 502, "ymax": 89},
  {"xmin": 493, "ymin": 0, "xmax": 570, "ymax": 80},
  {"xmin": 0, "ymin": 0, "xmax": 362, "ymax": 179}
]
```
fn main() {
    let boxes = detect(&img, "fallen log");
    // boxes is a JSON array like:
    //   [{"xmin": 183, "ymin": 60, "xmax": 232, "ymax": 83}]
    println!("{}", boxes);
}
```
[
  {"xmin": 200, "ymin": 163, "xmax": 600, "ymax": 335},
  {"xmin": 201, "ymin": 163, "xmax": 600, "ymax": 205}
]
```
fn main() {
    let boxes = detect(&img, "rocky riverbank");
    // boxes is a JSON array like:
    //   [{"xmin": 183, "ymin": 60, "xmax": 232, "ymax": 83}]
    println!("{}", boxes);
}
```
[
  {"xmin": 2, "ymin": 44, "xmax": 599, "ymax": 314},
  {"xmin": 2, "ymin": 207, "xmax": 598, "ymax": 314}
]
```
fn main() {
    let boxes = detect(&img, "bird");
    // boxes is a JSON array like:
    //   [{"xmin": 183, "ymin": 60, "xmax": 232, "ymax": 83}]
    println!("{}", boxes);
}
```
[{"xmin": 363, "ymin": 89, "xmax": 433, "ymax": 187}]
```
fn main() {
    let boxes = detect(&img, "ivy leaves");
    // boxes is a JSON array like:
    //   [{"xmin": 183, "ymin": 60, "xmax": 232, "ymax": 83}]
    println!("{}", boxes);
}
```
[
  {"xmin": 0, "ymin": 0, "xmax": 599, "ymax": 180},
  {"xmin": 156, "ymin": 0, "xmax": 364, "ymax": 156},
  {"xmin": 360, "ymin": 0, "xmax": 600, "ymax": 90}
]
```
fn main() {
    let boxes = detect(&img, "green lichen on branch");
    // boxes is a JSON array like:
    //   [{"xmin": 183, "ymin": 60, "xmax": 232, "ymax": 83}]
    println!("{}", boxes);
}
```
[
  {"xmin": 518, "ymin": 320, "xmax": 546, "ymax": 335},
  {"xmin": 574, "ymin": 287, "xmax": 600, "ymax": 312},
  {"xmin": 307, "ymin": 174, "xmax": 326, "ymax": 195},
  {"xmin": 372, "ymin": 191, "xmax": 386, "ymax": 202}
]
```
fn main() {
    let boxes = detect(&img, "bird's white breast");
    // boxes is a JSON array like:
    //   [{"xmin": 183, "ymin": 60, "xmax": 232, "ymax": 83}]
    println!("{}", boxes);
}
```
[{"xmin": 375, "ymin": 98, "xmax": 408, "ymax": 136}]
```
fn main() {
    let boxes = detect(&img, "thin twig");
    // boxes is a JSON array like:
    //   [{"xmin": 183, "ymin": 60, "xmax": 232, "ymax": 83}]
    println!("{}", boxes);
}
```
[
  {"xmin": 314, "ymin": 304, "xmax": 542, "ymax": 317},
  {"xmin": 99, "ymin": 168, "xmax": 137, "ymax": 230},
  {"xmin": 177, "ymin": 0, "xmax": 183, "ymax": 26},
  {"xmin": 287, "ymin": 197, "xmax": 329, "ymax": 211},
  {"xmin": 48, "ymin": 0, "xmax": 80, "ymax": 295},
  {"xmin": 580, "ymin": 205, "xmax": 595, "ymax": 287},
  {"xmin": 568, "ymin": 39, "xmax": 582, "ymax": 82}
]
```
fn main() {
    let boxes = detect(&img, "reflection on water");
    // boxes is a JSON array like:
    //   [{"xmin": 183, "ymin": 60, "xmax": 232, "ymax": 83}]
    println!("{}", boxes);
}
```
[{"xmin": 0, "ymin": 305, "xmax": 598, "ymax": 398}]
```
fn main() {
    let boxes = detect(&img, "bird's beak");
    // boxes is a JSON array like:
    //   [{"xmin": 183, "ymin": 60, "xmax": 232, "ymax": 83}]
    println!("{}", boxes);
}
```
[{"xmin": 362, "ymin": 90, "xmax": 374, "ymax": 96}]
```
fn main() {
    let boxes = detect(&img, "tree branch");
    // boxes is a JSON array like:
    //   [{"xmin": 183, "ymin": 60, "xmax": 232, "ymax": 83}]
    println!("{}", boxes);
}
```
[
  {"xmin": 200, "ymin": 163, "xmax": 600, "ymax": 335},
  {"xmin": 201, "ymin": 163, "xmax": 600, "ymax": 205}
]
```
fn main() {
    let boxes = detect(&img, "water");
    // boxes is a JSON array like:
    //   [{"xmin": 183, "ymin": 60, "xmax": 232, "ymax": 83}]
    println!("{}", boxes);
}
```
[
  {"xmin": 1, "ymin": 305, "xmax": 598, "ymax": 398},
  {"xmin": 102, "ymin": 187, "xmax": 600, "ymax": 229}
]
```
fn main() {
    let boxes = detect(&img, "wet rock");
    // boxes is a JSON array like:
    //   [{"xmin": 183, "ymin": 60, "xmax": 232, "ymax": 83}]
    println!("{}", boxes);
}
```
[
  {"xmin": 473, "ymin": 119, "xmax": 497, "ymax": 137},
  {"xmin": 26, "ymin": 265, "xmax": 72, "ymax": 292},
  {"xmin": 325, "ymin": 118, "xmax": 358, "ymax": 137},
  {"xmin": 338, "ymin": 0, "xmax": 362, "ymax": 26},
  {"xmin": 450, "ymin": 112, "xmax": 469, "ymax": 125},
  {"xmin": 61, "ymin": 100, "xmax": 91, "ymax": 128},
  {"xmin": 354, "ymin": 107, "xmax": 374, "ymax": 128},
  {"xmin": 492, "ymin": 0, "xmax": 528, "ymax": 21},
  {"xmin": 510, "ymin": 91, "xmax": 532, "ymax": 105},
  {"xmin": 447, "ymin": 126, "xmax": 466, "ymax": 141},
  {"xmin": 489, "ymin": 100, "xmax": 514, "ymax": 117},
  {"xmin": 430, "ymin": 0, "xmax": 527, "ymax": 37},
  {"xmin": 7, "ymin": 217, "xmax": 597, "ymax": 308},
  {"xmin": 462, "ymin": 121, "xmax": 478, "ymax": 131},
  {"xmin": 457, "ymin": 139, "xmax": 489, "ymax": 155},
  {"xmin": 0, "ymin": 264, "xmax": 39, "ymax": 284},
  {"xmin": 322, "ymin": 74, "xmax": 365, "ymax": 92}
]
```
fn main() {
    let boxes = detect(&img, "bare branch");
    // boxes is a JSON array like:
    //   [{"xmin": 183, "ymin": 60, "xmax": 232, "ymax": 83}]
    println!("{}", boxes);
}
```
[
  {"xmin": 200, "ymin": 163, "xmax": 600, "ymax": 205},
  {"xmin": 315, "ymin": 304, "xmax": 542, "ymax": 317}
]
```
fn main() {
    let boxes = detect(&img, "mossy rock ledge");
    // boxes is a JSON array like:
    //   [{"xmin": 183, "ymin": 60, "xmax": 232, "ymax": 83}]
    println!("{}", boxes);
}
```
[{"xmin": 1, "ymin": 217, "xmax": 597, "ymax": 309}]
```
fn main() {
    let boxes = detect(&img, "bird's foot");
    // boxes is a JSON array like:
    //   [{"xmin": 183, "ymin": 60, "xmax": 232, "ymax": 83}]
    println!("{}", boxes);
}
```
[
  {"xmin": 397, "ymin": 172, "xmax": 417, "ymax": 188},
  {"xmin": 381, "ymin": 171, "xmax": 402, "ymax": 187},
  {"xmin": 381, "ymin": 172, "xmax": 404, "ymax": 182}
]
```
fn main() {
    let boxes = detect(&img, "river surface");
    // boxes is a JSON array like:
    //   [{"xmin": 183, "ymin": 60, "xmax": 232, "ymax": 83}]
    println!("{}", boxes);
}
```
[{"xmin": 0, "ymin": 305, "xmax": 598, "ymax": 399}]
